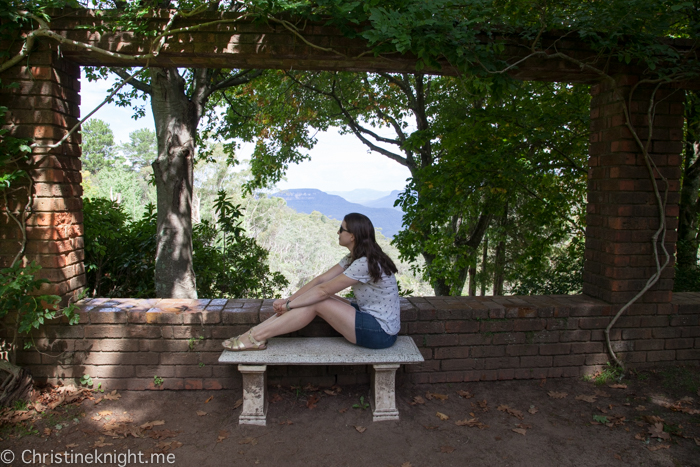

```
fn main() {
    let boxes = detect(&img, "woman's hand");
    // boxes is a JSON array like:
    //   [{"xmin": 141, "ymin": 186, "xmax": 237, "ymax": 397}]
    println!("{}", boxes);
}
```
[{"xmin": 273, "ymin": 298, "xmax": 288, "ymax": 314}]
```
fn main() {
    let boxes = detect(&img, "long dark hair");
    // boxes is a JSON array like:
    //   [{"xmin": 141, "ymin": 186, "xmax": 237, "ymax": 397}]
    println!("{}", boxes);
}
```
[{"xmin": 344, "ymin": 213, "xmax": 398, "ymax": 282}]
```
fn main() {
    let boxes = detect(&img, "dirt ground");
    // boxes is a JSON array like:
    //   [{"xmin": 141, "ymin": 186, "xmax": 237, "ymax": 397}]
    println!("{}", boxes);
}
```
[{"xmin": 1, "ymin": 365, "xmax": 699, "ymax": 467}]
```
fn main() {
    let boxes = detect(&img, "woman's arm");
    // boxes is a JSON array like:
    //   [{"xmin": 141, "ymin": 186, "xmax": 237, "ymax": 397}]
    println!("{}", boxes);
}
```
[
  {"xmin": 273, "ymin": 264, "xmax": 347, "ymax": 312},
  {"xmin": 283, "ymin": 273, "xmax": 358, "ymax": 312}
]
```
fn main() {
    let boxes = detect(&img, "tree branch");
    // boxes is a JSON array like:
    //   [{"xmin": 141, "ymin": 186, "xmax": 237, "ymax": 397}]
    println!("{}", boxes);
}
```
[{"xmin": 110, "ymin": 67, "xmax": 152, "ymax": 94}]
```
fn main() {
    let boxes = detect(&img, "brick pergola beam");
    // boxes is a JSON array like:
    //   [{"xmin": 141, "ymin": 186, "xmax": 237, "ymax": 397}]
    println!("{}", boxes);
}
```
[{"xmin": 43, "ymin": 9, "xmax": 695, "ymax": 84}]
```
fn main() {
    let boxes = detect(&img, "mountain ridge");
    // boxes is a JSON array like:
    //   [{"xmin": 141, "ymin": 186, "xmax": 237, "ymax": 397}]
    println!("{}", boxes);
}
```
[{"xmin": 271, "ymin": 188, "xmax": 403, "ymax": 238}]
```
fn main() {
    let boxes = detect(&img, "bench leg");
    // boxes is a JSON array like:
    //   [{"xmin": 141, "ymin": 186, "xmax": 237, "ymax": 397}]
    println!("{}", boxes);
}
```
[
  {"xmin": 370, "ymin": 364, "xmax": 400, "ymax": 422},
  {"xmin": 238, "ymin": 364, "xmax": 267, "ymax": 426}
]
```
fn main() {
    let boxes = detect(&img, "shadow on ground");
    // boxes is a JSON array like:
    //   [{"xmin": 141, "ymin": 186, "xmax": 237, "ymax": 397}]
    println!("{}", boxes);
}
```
[{"xmin": 1, "ymin": 365, "xmax": 699, "ymax": 466}]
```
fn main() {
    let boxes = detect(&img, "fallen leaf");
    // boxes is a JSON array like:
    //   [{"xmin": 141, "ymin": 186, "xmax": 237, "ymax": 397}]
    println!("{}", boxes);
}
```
[
  {"xmin": 278, "ymin": 420, "xmax": 293, "ymax": 425},
  {"xmin": 679, "ymin": 396, "xmax": 693, "ymax": 404},
  {"xmin": 205, "ymin": 396, "xmax": 214, "ymax": 404},
  {"xmin": 594, "ymin": 390, "xmax": 610, "ymax": 398},
  {"xmin": 516, "ymin": 423, "xmax": 532, "ymax": 429},
  {"xmin": 43, "ymin": 428, "xmax": 52, "ymax": 436},
  {"xmin": 642, "ymin": 415, "xmax": 665, "ymax": 424},
  {"xmin": 635, "ymin": 433, "xmax": 646, "ymax": 441},
  {"xmin": 232, "ymin": 399, "xmax": 243, "ymax": 410},
  {"xmin": 497, "ymin": 405, "xmax": 524, "ymax": 420},
  {"xmin": 65, "ymin": 444, "xmax": 78, "ymax": 448},
  {"xmin": 270, "ymin": 393, "xmax": 283, "ymax": 403},
  {"xmin": 478, "ymin": 400, "xmax": 489, "ymax": 411},
  {"xmin": 548, "ymin": 391, "xmax": 568, "ymax": 399},
  {"xmin": 306, "ymin": 394, "xmax": 320, "ymax": 410},
  {"xmin": 512, "ymin": 428, "xmax": 527, "ymax": 435},
  {"xmin": 648, "ymin": 444, "xmax": 670, "ymax": 452},
  {"xmin": 635, "ymin": 405, "xmax": 647, "ymax": 411},
  {"xmin": 423, "ymin": 425, "xmax": 439, "ymax": 430},
  {"xmin": 694, "ymin": 438, "xmax": 700, "ymax": 446},
  {"xmin": 528, "ymin": 406, "xmax": 538, "ymax": 415},
  {"xmin": 609, "ymin": 384, "xmax": 627, "ymax": 389},
  {"xmin": 426, "ymin": 392, "xmax": 448, "ymax": 401},
  {"xmin": 303, "ymin": 383, "xmax": 319, "ymax": 392},
  {"xmin": 99, "ymin": 410, "xmax": 113, "ymax": 416},
  {"xmin": 648, "ymin": 423, "xmax": 670, "ymax": 440},
  {"xmin": 196, "ymin": 411, "xmax": 207, "ymax": 416},
  {"xmin": 140, "ymin": 420, "xmax": 165, "ymax": 430},
  {"xmin": 148, "ymin": 429, "xmax": 180, "ymax": 440},
  {"xmin": 239, "ymin": 437, "xmax": 258, "ymax": 445},
  {"xmin": 456, "ymin": 390, "xmax": 473, "ymax": 399},
  {"xmin": 436, "ymin": 412, "xmax": 449, "ymax": 421},
  {"xmin": 103, "ymin": 390, "xmax": 121, "ymax": 401},
  {"xmin": 217, "ymin": 431, "xmax": 229, "ymax": 443},
  {"xmin": 576, "ymin": 394, "xmax": 597, "ymax": 403},
  {"xmin": 323, "ymin": 389, "xmax": 338, "ymax": 396},
  {"xmin": 455, "ymin": 418, "xmax": 488, "ymax": 429},
  {"xmin": 539, "ymin": 378, "xmax": 546, "ymax": 387},
  {"xmin": 157, "ymin": 440, "xmax": 183, "ymax": 452},
  {"xmin": 354, "ymin": 426, "xmax": 366, "ymax": 433},
  {"xmin": 440, "ymin": 445, "xmax": 455, "ymax": 453},
  {"xmin": 93, "ymin": 397, "xmax": 103, "ymax": 405},
  {"xmin": 92, "ymin": 437, "xmax": 112, "ymax": 448},
  {"xmin": 410, "ymin": 396, "xmax": 426, "ymax": 406},
  {"xmin": 614, "ymin": 454, "xmax": 622, "ymax": 460},
  {"xmin": 338, "ymin": 408, "xmax": 348, "ymax": 414}
]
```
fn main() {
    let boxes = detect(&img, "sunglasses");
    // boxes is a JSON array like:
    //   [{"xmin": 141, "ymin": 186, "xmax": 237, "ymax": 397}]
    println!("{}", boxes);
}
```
[{"xmin": 338, "ymin": 225, "xmax": 350, "ymax": 234}]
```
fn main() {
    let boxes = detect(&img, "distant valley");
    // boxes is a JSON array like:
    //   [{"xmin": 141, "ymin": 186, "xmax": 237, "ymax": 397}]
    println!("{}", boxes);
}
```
[{"xmin": 271, "ymin": 188, "xmax": 404, "ymax": 238}]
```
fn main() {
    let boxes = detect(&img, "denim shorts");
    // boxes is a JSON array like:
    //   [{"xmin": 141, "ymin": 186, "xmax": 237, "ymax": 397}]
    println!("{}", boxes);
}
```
[{"xmin": 352, "ymin": 303, "xmax": 398, "ymax": 349}]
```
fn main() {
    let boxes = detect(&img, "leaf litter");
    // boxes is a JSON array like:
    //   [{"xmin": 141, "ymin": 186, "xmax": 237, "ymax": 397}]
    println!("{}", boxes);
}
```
[{"xmin": 497, "ymin": 405, "xmax": 524, "ymax": 420}]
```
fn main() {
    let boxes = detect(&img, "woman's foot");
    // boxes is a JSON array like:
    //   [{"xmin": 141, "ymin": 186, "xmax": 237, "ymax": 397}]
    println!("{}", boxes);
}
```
[{"xmin": 222, "ymin": 330, "xmax": 267, "ymax": 351}]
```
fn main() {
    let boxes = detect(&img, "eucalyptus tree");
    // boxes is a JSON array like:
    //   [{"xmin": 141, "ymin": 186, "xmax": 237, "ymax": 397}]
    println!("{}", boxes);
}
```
[{"xmin": 85, "ymin": 1, "xmax": 265, "ymax": 298}]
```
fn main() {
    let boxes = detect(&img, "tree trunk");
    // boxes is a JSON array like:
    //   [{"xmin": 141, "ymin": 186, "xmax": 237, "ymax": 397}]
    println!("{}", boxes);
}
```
[
  {"xmin": 151, "ymin": 68, "xmax": 199, "ymax": 298},
  {"xmin": 468, "ymin": 264, "xmax": 477, "ymax": 296},
  {"xmin": 677, "ymin": 90, "xmax": 700, "ymax": 273},
  {"xmin": 480, "ymin": 235, "xmax": 488, "ymax": 296},
  {"xmin": 493, "ymin": 204, "xmax": 508, "ymax": 295},
  {"xmin": 0, "ymin": 360, "xmax": 33, "ymax": 407}
]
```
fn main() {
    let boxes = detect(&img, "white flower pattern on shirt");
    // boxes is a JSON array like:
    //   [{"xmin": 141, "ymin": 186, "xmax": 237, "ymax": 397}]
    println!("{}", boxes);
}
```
[{"xmin": 339, "ymin": 253, "xmax": 400, "ymax": 335}]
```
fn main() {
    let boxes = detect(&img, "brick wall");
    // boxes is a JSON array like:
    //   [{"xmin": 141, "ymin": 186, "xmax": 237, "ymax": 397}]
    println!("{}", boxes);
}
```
[
  {"xmin": 8, "ymin": 295, "xmax": 699, "ymax": 391},
  {"xmin": 0, "ymin": 41, "xmax": 86, "ymax": 302},
  {"xmin": 584, "ymin": 76, "xmax": 685, "ymax": 304}
]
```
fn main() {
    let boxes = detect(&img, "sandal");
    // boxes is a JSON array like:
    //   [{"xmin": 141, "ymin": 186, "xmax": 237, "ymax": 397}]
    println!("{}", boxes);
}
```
[{"xmin": 222, "ymin": 330, "xmax": 267, "ymax": 351}]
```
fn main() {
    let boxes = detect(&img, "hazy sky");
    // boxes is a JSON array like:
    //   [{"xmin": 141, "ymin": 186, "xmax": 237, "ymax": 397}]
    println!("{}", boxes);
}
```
[{"xmin": 79, "ymin": 72, "xmax": 411, "ymax": 193}]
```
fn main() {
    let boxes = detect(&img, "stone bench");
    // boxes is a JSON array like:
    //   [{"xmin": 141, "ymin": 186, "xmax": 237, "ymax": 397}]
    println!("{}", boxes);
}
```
[{"xmin": 219, "ymin": 336, "xmax": 424, "ymax": 425}]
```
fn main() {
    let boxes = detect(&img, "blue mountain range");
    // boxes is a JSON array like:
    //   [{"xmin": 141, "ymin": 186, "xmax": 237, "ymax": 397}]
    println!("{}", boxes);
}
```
[{"xmin": 271, "ymin": 189, "xmax": 404, "ymax": 238}]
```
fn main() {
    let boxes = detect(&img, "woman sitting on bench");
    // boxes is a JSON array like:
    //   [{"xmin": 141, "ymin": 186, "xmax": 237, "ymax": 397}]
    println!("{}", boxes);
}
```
[{"xmin": 222, "ymin": 212, "xmax": 401, "ymax": 351}]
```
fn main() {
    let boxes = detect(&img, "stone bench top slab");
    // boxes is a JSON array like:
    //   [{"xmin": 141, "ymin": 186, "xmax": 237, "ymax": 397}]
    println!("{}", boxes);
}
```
[{"xmin": 219, "ymin": 336, "xmax": 424, "ymax": 365}]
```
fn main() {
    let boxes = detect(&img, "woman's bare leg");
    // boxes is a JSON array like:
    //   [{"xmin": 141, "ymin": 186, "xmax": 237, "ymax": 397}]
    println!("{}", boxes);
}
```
[{"xmin": 235, "ymin": 298, "xmax": 356, "ymax": 348}]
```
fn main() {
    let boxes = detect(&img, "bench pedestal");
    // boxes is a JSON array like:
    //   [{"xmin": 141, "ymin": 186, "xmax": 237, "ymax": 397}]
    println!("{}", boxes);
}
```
[
  {"xmin": 221, "ymin": 337, "xmax": 424, "ymax": 426},
  {"xmin": 370, "ymin": 363, "xmax": 400, "ymax": 421},
  {"xmin": 238, "ymin": 364, "xmax": 268, "ymax": 426}
]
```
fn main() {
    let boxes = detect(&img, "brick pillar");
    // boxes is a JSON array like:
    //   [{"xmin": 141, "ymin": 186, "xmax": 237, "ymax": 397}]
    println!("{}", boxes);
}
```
[
  {"xmin": 0, "ymin": 42, "xmax": 86, "ymax": 302},
  {"xmin": 583, "ymin": 75, "xmax": 684, "ymax": 304}
]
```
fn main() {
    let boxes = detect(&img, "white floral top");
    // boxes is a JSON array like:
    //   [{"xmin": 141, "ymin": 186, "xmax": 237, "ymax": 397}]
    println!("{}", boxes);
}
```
[{"xmin": 339, "ymin": 253, "xmax": 401, "ymax": 335}]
